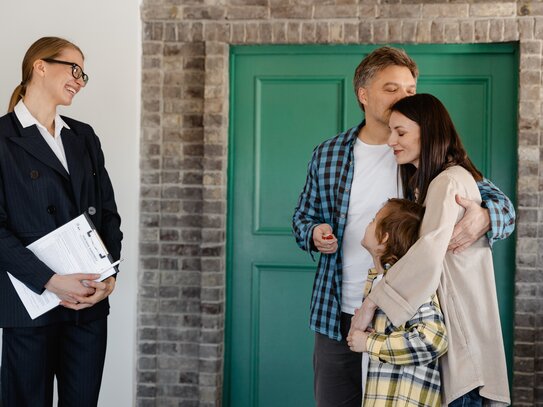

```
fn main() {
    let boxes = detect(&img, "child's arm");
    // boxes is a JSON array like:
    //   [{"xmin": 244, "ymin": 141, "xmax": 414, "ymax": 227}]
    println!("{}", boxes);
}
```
[{"xmin": 366, "ymin": 296, "xmax": 448, "ymax": 366}]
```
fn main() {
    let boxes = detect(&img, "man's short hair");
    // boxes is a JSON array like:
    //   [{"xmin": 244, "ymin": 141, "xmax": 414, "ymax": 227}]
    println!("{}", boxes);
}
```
[{"xmin": 353, "ymin": 46, "xmax": 419, "ymax": 109}]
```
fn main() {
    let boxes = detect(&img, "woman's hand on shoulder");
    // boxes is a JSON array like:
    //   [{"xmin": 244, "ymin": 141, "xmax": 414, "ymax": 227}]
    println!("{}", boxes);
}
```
[{"xmin": 449, "ymin": 194, "xmax": 490, "ymax": 253}]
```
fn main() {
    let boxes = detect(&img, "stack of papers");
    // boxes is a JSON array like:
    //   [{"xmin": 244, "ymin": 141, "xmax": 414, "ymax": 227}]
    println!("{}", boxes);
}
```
[{"xmin": 8, "ymin": 214, "xmax": 119, "ymax": 319}]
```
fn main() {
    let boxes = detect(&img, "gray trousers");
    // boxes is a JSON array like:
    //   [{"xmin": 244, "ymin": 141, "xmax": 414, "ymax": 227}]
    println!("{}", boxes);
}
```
[{"xmin": 313, "ymin": 313, "xmax": 362, "ymax": 407}]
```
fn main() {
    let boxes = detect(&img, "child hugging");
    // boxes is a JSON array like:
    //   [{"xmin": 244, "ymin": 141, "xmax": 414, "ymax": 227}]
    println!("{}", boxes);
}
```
[{"xmin": 347, "ymin": 198, "xmax": 448, "ymax": 407}]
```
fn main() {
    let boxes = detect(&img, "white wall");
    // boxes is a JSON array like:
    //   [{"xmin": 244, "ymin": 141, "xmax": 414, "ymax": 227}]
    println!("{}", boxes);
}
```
[{"xmin": 0, "ymin": 1, "xmax": 141, "ymax": 406}]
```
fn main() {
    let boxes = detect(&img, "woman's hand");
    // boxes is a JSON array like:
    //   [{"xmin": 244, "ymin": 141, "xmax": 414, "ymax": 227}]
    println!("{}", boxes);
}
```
[
  {"xmin": 349, "ymin": 298, "xmax": 377, "ymax": 336},
  {"xmin": 347, "ymin": 329, "xmax": 370, "ymax": 353},
  {"xmin": 449, "ymin": 194, "xmax": 490, "ymax": 254},
  {"xmin": 44, "ymin": 273, "xmax": 99, "ymax": 303},
  {"xmin": 59, "ymin": 276, "xmax": 116, "ymax": 310}
]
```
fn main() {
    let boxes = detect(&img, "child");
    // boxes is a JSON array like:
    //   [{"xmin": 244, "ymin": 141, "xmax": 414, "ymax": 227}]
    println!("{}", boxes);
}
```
[{"xmin": 347, "ymin": 198, "xmax": 448, "ymax": 406}]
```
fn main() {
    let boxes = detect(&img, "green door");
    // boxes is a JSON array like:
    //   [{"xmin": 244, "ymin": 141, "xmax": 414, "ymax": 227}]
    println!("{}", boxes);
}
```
[{"xmin": 226, "ymin": 44, "xmax": 518, "ymax": 407}]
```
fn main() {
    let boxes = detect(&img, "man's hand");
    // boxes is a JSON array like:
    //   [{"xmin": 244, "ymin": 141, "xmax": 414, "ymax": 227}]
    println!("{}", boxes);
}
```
[
  {"xmin": 45, "ymin": 273, "xmax": 99, "ymax": 303},
  {"xmin": 60, "ymin": 276, "xmax": 116, "ymax": 310},
  {"xmin": 349, "ymin": 298, "xmax": 377, "ymax": 337},
  {"xmin": 449, "ymin": 194, "xmax": 490, "ymax": 254},
  {"xmin": 347, "ymin": 329, "xmax": 370, "ymax": 353},
  {"xmin": 312, "ymin": 223, "xmax": 338, "ymax": 254}
]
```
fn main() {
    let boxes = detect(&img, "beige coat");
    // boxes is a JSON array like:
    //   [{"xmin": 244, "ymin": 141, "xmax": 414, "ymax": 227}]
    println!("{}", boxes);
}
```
[{"xmin": 369, "ymin": 166, "xmax": 510, "ymax": 406}]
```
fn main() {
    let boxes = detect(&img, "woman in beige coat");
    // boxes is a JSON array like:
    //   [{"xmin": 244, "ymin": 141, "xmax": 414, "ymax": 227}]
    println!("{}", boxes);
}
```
[{"xmin": 352, "ymin": 93, "xmax": 510, "ymax": 406}]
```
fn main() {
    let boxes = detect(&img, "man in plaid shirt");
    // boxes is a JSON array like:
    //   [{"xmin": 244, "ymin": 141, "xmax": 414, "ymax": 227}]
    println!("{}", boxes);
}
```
[{"xmin": 292, "ymin": 47, "xmax": 515, "ymax": 407}]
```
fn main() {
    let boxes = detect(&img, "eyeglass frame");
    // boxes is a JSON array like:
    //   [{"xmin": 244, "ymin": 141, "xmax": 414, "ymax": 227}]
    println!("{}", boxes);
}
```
[{"xmin": 42, "ymin": 58, "xmax": 89, "ymax": 84}]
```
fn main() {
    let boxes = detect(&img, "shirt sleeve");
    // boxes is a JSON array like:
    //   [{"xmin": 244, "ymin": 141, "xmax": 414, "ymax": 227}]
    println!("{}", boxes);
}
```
[
  {"xmin": 477, "ymin": 178, "xmax": 516, "ymax": 246},
  {"xmin": 368, "ymin": 173, "xmax": 461, "ymax": 327},
  {"xmin": 366, "ymin": 296, "xmax": 448, "ymax": 366},
  {"xmin": 292, "ymin": 147, "xmax": 322, "ymax": 260}
]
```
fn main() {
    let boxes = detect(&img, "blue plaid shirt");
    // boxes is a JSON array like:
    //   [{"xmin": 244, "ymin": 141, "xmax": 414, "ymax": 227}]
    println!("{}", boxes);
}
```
[{"xmin": 292, "ymin": 122, "xmax": 516, "ymax": 341}]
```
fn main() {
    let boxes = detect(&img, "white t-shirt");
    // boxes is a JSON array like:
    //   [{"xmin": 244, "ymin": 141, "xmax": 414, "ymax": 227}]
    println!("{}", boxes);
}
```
[{"xmin": 341, "ymin": 138, "xmax": 398, "ymax": 315}]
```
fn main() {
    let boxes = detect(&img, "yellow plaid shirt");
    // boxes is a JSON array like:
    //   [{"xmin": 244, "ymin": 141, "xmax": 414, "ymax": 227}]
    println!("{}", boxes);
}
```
[{"xmin": 363, "ymin": 268, "xmax": 448, "ymax": 407}]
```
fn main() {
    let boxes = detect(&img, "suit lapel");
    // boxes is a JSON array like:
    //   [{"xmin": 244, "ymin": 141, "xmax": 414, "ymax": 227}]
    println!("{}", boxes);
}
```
[
  {"xmin": 8, "ymin": 115, "xmax": 70, "ymax": 180},
  {"xmin": 61, "ymin": 127, "xmax": 86, "ymax": 213}
]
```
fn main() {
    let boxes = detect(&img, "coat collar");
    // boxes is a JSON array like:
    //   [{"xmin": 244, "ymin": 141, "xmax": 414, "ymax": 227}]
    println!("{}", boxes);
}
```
[
  {"xmin": 8, "ymin": 112, "xmax": 70, "ymax": 180},
  {"xmin": 8, "ymin": 112, "xmax": 87, "ymax": 212}
]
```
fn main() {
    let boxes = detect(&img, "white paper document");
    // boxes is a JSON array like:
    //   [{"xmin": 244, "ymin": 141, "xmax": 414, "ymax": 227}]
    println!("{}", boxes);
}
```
[{"xmin": 7, "ymin": 214, "xmax": 119, "ymax": 319}]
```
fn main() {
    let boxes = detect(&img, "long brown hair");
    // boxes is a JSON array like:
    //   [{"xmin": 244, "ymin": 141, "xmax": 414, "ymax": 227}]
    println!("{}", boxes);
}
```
[
  {"xmin": 390, "ymin": 93, "xmax": 482, "ymax": 205},
  {"xmin": 8, "ymin": 37, "xmax": 84, "ymax": 112},
  {"xmin": 376, "ymin": 198, "xmax": 425, "ymax": 269}
]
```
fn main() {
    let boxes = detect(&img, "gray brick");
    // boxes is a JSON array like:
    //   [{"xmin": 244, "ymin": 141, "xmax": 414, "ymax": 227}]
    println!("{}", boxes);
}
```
[
  {"xmin": 373, "ymin": 20, "xmax": 388, "ymax": 43},
  {"xmin": 287, "ymin": 22, "xmax": 301, "ymax": 43},
  {"xmin": 378, "ymin": 4, "xmax": 421, "ymax": 18},
  {"xmin": 314, "ymin": 5, "xmax": 359, "ymax": 19},
  {"xmin": 183, "ymin": 6, "xmax": 225, "ymax": 20},
  {"xmin": 402, "ymin": 21, "xmax": 417, "ymax": 42},
  {"xmin": 423, "ymin": 4, "xmax": 468, "ymax": 18},
  {"xmin": 315, "ymin": 22, "xmax": 329, "ymax": 43},
  {"xmin": 271, "ymin": 5, "xmax": 312, "ymax": 19},
  {"xmin": 226, "ymin": 5, "xmax": 268, "ymax": 20},
  {"xmin": 470, "ymin": 3, "xmax": 516, "ymax": 17},
  {"xmin": 259, "ymin": 22, "xmax": 273, "ymax": 42},
  {"xmin": 359, "ymin": 21, "xmax": 372, "ymax": 42}
]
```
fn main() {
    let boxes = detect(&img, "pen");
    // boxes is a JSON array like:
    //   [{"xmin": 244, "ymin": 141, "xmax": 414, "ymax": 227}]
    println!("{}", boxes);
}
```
[{"xmin": 96, "ymin": 259, "xmax": 123, "ymax": 275}]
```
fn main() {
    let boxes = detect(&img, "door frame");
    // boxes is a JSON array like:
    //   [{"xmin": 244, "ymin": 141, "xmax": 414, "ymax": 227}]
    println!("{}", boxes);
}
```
[{"xmin": 225, "ymin": 43, "xmax": 518, "ymax": 405}]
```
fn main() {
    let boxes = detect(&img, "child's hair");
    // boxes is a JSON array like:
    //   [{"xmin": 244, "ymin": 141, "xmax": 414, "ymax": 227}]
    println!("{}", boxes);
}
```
[{"xmin": 375, "ymin": 198, "xmax": 425, "ymax": 269}]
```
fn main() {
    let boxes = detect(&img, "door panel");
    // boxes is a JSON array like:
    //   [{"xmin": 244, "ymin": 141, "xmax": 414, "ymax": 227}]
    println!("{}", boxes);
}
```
[
  {"xmin": 253, "ymin": 265, "xmax": 315, "ymax": 407},
  {"xmin": 256, "ymin": 78, "xmax": 346, "ymax": 234},
  {"xmin": 226, "ymin": 44, "xmax": 518, "ymax": 406}
]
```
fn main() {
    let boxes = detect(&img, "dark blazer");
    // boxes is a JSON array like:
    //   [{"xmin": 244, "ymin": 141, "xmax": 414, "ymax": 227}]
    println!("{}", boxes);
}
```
[{"xmin": 0, "ymin": 112, "xmax": 123, "ymax": 327}]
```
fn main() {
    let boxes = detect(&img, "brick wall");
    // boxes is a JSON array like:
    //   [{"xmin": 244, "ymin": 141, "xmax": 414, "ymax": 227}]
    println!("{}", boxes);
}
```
[{"xmin": 139, "ymin": 1, "xmax": 543, "ymax": 405}]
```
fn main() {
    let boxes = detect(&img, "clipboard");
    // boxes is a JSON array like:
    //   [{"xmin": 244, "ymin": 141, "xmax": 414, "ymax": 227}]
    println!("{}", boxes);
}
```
[{"xmin": 7, "ymin": 213, "xmax": 121, "ymax": 319}]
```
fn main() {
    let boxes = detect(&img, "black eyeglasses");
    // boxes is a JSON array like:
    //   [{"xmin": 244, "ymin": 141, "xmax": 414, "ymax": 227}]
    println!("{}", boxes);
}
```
[{"xmin": 42, "ymin": 58, "xmax": 89, "ymax": 84}]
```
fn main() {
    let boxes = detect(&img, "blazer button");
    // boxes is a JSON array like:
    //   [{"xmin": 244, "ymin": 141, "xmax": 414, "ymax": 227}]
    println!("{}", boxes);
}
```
[
  {"xmin": 30, "ymin": 170, "xmax": 39, "ymax": 179},
  {"xmin": 88, "ymin": 206, "xmax": 96, "ymax": 215},
  {"xmin": 47, "ymin": 205, "xmax": 56, "ymax": 214}
]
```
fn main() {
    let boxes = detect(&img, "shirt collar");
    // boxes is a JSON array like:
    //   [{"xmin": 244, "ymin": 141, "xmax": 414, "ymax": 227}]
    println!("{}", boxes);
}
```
[
  {"xmin": 343, "ymin": 120, "xmax": 365, "ymax": 147},
  {"xmin": 14, "ymin": 100, "xmax": 71, "ymax": 136},
  {"xmin": 368, "ymin": 265, "xmax": 389, "ymax": 278}
]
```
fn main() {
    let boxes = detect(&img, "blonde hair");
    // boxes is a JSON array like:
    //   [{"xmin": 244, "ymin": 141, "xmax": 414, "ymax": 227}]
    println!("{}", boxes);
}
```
[{"xmin": 8, "ymin": 37, "xmax": 84, "ymax": 112}]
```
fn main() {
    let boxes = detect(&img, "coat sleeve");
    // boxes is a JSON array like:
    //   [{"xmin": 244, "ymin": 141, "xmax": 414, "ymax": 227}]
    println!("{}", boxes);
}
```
[
  {"xmin": 91, "ymin": 131, "xmax": 123, "ymax": 263},
  {"xmin": 368, "ymin": 174, "xmax": 463, "ymax": 327},
  {"xmin": 292, "ymin": 147, "xmax": 322, "ymax": 259},
  {"xmin": 0, "ymin": 156, "xmax": 54, "ymax": 295},
  {"xmin": 366, "ymin": 296, "xmax": 448, "ymax": 366}
]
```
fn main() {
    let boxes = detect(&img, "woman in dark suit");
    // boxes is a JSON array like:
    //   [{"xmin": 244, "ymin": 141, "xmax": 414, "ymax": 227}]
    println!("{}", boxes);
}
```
[{"xmin": 0, "ymin": 36, "xmax": 123, "ymax": 407}]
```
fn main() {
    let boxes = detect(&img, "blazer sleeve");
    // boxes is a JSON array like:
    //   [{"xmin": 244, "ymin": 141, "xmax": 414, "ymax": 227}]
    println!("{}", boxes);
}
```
[
  {"xmin": 368, "ymin": 173, "xmax": 463, "ymax": 327},
  {"xmin": 91, "ymin": 131, "xmax": 123, "ymax": 263},
  {"xmin": 0, "ymin": 162, "xmax": 55, "ymax": 294}
]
